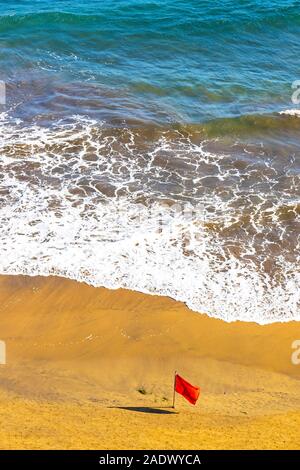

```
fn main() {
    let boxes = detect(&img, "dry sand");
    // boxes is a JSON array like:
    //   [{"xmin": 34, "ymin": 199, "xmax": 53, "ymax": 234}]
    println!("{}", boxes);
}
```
[{"xmin": 0, "ymin": 274, "xmax": 299, "ymax": 449}]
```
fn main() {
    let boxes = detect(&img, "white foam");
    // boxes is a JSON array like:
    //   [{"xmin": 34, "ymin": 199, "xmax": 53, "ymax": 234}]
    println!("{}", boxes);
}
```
[
  {"xmin": 0, "ymin": 115, "xmax": 299, "ymax": 324},
  {"xmin": 279, "ymin": 108, "xmax": 300, "ymax": 117}
]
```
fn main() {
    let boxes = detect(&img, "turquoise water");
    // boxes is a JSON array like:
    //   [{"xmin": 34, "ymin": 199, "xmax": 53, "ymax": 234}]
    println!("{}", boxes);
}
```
[
  {"xmin": 0, "ymin": 1, "xmax": 299, "ymax": 322},
  {"xmin": 1, "ymin": 0, "xmax": 300, "ymax": 123}
]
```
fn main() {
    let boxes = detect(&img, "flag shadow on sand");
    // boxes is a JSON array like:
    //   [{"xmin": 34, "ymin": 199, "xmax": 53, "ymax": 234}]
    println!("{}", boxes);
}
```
[{"xmin": 110, "ymin": 406, "xmax": 177, "ymax": 414}]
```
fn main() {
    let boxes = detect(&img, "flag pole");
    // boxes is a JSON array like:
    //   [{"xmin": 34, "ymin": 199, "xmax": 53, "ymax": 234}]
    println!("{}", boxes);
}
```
[{"xmin": 172, "ymin": 370, "xmax": 177, "ymax": 408}]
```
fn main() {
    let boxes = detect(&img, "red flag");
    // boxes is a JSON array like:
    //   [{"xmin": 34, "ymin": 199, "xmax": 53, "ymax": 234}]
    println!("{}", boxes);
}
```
[{"xmin": 175, "ymin": 374, "xmax": 200, "ymax": 405}]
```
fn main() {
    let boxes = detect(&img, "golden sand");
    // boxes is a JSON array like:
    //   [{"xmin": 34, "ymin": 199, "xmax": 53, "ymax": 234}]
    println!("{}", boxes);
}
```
[{"xmin": 0, "ymin": 275, "xmax": 299, "ymax": 449}]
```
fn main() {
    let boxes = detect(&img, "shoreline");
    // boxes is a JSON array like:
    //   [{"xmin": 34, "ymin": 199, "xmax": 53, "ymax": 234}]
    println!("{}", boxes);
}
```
[
  {"xmin": 0, "ymin": 271, "xmax": 297, "ymax": 326},
  {"xmin": 0, "ymin": 274, "xmax": 300, "ymax": 449}
]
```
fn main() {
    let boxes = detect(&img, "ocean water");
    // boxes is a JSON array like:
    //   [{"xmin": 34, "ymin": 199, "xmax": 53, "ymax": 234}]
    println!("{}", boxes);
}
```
[{"xmin": 0, "ymin": 0, "xmax": 299, "ymax": 323}]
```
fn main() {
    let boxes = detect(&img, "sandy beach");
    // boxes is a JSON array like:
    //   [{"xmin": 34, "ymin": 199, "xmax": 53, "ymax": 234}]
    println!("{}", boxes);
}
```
[
  {"xmin": 0, "ymin": 274, "xmax": 299, "ymax": 449},
  {"xmin": 0, "ymin": 0, "xmax": 299, "ymax": 458}
]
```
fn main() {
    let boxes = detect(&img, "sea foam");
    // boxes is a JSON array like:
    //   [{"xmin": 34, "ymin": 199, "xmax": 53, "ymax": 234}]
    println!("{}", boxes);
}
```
[
  {"xmin": 279, "ymin": 109, "xmax": 300, "ymax": 117},
  {"xmin": 0, "ymin": 114, "xmax": 299, "ymax": 324}
]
